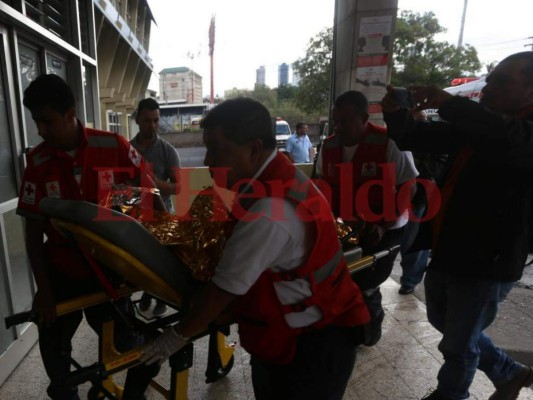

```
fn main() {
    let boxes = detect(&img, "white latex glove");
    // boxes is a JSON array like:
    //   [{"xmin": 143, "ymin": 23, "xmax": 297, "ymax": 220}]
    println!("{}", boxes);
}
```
[{"xmin": 140, "ymin": 326, "xmax": 189, "ymax": 366}]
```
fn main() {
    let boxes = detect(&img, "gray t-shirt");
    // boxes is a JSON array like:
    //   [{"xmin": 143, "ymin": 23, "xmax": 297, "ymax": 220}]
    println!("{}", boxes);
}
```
[{"xmin": 130, "ymin": 135, "xmax": 181, "ymax": 212}]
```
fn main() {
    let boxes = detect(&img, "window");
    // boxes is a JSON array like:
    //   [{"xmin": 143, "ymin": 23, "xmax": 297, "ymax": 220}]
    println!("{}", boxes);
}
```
[
  {"xmin": 78, "ymin": 0, "xmax": 92, "ymax": 55},
  {"xmin": 83, "ymin": 64, "xmax": 96, "ymax": 128},
  {"xmin": 18, "ymin": 43, "xmax": 41, "ymax": 148},
  {"xmin": 24, "ymin": 0, "xmax": 70, "ymax": 41},
  {"xmin": 46, "ymin": 53, "xmax": 66, "ymax": 80},
  {"xmin": 107, "ymin": 110, "xmax": 122, "ymax": 134}
]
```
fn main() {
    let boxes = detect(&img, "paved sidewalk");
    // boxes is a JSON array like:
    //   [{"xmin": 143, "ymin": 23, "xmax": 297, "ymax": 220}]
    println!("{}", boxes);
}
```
[{"xmin": 1, "ymin": 278, "xmax": 532, "ymax": 400}]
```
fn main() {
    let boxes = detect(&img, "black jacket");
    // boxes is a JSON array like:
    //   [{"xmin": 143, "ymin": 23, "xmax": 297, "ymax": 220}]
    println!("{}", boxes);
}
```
[{"xmin": 384, "ymin": 96, "xmax": 533, "ymax": 282}]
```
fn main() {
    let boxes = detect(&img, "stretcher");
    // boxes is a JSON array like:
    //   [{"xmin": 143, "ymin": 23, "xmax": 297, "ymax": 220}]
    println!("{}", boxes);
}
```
[{"xmin": 5, "ymin": 197, "xmax": 399, "ymax": 399}]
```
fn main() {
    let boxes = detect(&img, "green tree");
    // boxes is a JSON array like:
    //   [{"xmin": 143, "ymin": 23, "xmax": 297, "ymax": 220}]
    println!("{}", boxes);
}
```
[
  {"xmin": 225, "ymin": 85, "xmax": 277, "ymax": 110},
  {"xmin": 224, "ymin": 87, "xmax": 252, "ymax": 99},
  {"xmin": 392, "ymin": 10, "xmax": 481, "ymax": 87},
  {"xmin": 275, "ymin": 84, "xmax": 298, "ymax": 102},
  {"xmin": 292, "ymin": 27, "xmax": 333, "ymax": 116},
  {"xmin": 292, "ymin": 12, "xmax": 482, "ymax": 110}
]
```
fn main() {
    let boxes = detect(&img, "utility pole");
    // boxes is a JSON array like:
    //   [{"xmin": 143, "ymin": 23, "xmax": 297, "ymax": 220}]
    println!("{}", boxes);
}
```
[
  {"xmin": 208, "ymin": 15, "xmax": 216, "ymax": 105},
  {"xmin": 457, "ymin": 0, "xmax": 468, "ymax": 48}
]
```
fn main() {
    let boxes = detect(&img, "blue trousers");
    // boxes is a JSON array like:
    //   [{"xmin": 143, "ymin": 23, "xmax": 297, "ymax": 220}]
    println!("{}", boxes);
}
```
[
  {"xmin": 424, "ymin": 269, "xmax": 521, "ymax": 399},
  {"xmin": 399, "ymin": 203, "xmax": 429, "ymax": 290}
]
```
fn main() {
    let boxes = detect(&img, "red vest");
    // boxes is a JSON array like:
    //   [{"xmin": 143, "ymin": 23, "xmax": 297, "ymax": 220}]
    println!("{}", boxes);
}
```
[
  {"xmin": 17, "ymin": 123, "xmax": 143, "ymax": 279},
  {"xmin": 320, "ymin": 123, "xmax": 389, "ymax": 221},
  {"xmin": 229, "ymin": 152, "xmax": 370, "ymax": 364}
]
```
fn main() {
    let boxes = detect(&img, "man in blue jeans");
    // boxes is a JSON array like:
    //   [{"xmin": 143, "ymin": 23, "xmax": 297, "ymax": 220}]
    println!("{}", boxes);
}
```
[{"xmin": 382, "ymin": 51, "xmax": 533, "ymax": 400}]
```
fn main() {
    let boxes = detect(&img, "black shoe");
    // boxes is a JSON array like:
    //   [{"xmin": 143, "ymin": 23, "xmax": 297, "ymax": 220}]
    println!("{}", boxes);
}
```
[
  {"xmin": 489, "ymin": 365, "xmax": 533, "ymax": 400},
  {"xmin": 421, "ymin": 390, "xmax": 453, "ymax": 400},
  {"xmin": 399, "ymin": 285, "xmax": 415, "ymax": 295},
  {"xmin": 138, "ymin": 293, "xmax": 152, "ymax": 312}
]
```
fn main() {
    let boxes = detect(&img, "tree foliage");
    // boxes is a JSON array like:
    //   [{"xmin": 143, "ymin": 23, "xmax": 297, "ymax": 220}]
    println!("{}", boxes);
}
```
[
  {"xmin": 224, "ymin": 85, "xmax": 311, "ymax": 124},
  {"xmin": 392, "ymin": 10, "xmax": 481, "ymax": 87},
  {"xmin": 292, "ymin": 27, "xmax": 333, "ymax": 116},
  {"xmin": 290, "ymin": 11, "xmax": 483, "ymax": 114}
]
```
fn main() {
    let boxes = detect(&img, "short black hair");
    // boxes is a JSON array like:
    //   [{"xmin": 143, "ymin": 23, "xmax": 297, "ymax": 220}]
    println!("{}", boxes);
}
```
[
  {"xmin": 333, "ymin": 90, "xmax": 369, "ymax": 116},
  {"xmin": 23, "ymin": 74, "xmax": 75, "ymax": 114},
  {"xmin": 296, "ymin": 122, "xmax": 307, "ymax": 130},
  {"xmin": 500, "ymin": 51, "xmax": 533, "ymax": 85},
  {"xmin": 201, "ymin": 97, "xmax": 276, "ymax": 149},
  {"xmin": 136, "ymin": 98, "xmax": 159, "ymax": 117}
]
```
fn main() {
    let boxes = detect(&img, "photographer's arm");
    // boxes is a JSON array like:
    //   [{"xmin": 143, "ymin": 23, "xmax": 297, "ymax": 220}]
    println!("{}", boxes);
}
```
[{"xmin": 438, "ymin": 97, "xmax": 533, "ymax": 170}]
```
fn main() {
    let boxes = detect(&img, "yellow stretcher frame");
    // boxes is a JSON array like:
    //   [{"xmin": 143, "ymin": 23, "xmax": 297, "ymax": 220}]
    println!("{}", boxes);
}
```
[
  {"xmin": 9, "ymin": 196, "xmax": 395, "ymax": 400},
  {"xmin": 45, "ymin": 217, "xmax": 235, "ymax": 400},
  {"xmin": 51, "ymin": 218, "xmax": 184, "ymax": 307}
]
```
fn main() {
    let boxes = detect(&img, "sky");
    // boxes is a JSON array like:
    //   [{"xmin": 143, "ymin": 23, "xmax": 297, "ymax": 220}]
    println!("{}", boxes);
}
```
[{"xmin": 146, "ymin": 0, "xmax": 533, "ymax": 97}]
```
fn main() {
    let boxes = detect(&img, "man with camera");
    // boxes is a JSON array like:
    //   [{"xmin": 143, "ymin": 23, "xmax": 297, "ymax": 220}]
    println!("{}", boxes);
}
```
[{"xmin": 382, "ymin": 51, "xmax": 533, "ymax": 400}]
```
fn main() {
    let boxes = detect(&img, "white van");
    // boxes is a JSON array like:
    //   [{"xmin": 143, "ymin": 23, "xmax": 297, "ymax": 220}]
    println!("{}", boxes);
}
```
[
  {"xmin": 427, "ymin": 77, "xmax": 487, "ymax": 120},
  {"xmin": 275, "ymin": 118, "xmax": 292, "ymax": 149},
  {"xmin": 444, "ymin": 76, "xmax": 486, "ymax": 103}
]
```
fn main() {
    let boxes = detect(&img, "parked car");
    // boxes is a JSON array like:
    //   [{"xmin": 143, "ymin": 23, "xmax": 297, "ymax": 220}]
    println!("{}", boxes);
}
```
[{"xmin": 275, "ymin": 118, "xmax": 291, "ymax": 149}]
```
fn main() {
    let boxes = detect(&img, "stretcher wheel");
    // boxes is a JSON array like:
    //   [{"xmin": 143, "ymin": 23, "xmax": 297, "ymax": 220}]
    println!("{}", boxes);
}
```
[{"xmin": 205, "ymin": 354, "xmax": 234, "ymax": 383}]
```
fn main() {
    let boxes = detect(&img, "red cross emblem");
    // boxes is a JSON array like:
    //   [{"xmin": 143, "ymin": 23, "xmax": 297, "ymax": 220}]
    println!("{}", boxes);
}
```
[
  {"xmin": 25, "ymin": 184, "xmax": 34, "ymax": 197},
  {"xmin": 22, "ymin": 182, "xmax": 37, "ymax": 205}
]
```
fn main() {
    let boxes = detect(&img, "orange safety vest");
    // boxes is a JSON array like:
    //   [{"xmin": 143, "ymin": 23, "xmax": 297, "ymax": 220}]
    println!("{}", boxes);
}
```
[
  {"xmin": 228, "ymin": 152, "xmax": 370, "ymax": 365},
  {"xmin": 320, "ymin": 123, "xmax": 389, "ymax": 220}
]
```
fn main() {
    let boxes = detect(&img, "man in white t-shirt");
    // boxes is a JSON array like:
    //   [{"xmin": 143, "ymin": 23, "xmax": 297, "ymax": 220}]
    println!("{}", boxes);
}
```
[
  {"xmin": 140, "ymin": 97, "xmax": 371, "ymax": 400},
  {"xmin": 316, "ymin": 90, "xmax": 418, "ymax": 345}
]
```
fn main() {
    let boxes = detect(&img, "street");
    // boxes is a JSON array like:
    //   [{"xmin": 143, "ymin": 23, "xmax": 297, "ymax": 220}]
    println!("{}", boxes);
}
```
[{"xmin": 176, "ymin": 146, "xmax": 206, "ymax": 168}]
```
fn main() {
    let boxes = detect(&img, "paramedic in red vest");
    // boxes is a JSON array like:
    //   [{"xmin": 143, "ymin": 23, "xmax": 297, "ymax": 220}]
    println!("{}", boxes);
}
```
[
  {"xmin": 382, "ymin": 51, "xmax": 533, "ymax": 400},
  {"xmin": 140, "ymin": 97, "xmax": 371, "ymax": 400},
  {"xmin": 17, "ymin": 74, "xmax": 162, "ymax": 400},
  {"xmin": 316, "ymin": 90, "xmax": 418, "ymax": 346}
]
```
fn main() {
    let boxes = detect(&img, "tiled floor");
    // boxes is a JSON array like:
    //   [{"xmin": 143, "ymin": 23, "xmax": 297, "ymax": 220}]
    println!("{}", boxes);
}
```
[{"xmin": 2, "ymin": 278, "xmax": 533, "ymax": 400}]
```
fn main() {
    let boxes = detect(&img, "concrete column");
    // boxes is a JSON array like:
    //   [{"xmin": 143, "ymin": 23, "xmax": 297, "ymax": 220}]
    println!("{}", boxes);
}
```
[{"xmin": 333, "ymin": 0, "xmax": 398, "ymax": 123}]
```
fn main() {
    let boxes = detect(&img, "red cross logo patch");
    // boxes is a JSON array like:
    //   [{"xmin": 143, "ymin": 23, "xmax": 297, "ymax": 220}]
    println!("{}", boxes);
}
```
[
  {"xmin": 46, "ymin": 181, "xmax": 61, "ymax": 198},
  {"xmin": 98, "ymin": 169, "xmax": 115, "ymax": 190},
  {"xmin": 22, "ymin": 182, "xmax": 36, "ymax": 205},
  {"xmin": 128, "ymin": 145, "xmax": 142, "ymax": 167},
  {"xmin": 361, "ymin": 162, "xmax": 377, "ymax": 177}
]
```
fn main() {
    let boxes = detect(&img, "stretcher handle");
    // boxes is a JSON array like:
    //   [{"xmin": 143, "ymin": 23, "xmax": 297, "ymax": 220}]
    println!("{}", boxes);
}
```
[
  {"xmin": 4, "ymin": 310, "xmax": 35, "ymax": 329},
  {"xmin": 5, "ymin": 287, "xmax": 137, "ymax": 330},
  {"xmin": 64, "ymin": 362, "xmax": 107, "ymax": 387},
  {"xmin": 347, "ymin": 245, "xmax": 400, "ymax": 274}
]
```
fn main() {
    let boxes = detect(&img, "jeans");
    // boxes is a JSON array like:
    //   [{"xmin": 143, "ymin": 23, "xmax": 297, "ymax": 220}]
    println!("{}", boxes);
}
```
[
  {"xmin": 424, "ymin": 269, "xmax": 521, "ymax": 399},
  {"xmin": 399, "ymin": 203, "xmax": 430, "ymax": 290},
  {"xmin": 250, "ymin": 326, "xmax": 358, "ymax": 400}
]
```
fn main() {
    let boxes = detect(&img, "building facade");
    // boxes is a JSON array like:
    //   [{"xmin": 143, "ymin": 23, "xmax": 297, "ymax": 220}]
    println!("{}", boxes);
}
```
[
  {"xmin": 0, "ymin": 0, "xmax": 154, "ymax": 385},
  {"xmin": 278, "ymin": 62, "xmax": 289, "ymax": 86},
  {"xmin": 256, "ymin": 65, "xmax": 266, "ymax": 86},
  {"xmin": 159, "ymin": 67, "xmax": 203, "ymax": 104},
  {"xmin": 96, "ymin": 0, "xmax": 155, "ymax": 138}
]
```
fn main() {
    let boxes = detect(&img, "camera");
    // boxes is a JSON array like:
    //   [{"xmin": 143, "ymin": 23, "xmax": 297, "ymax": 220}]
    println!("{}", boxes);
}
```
[{"xmin": 392, "ymin": 87, "xmax": 415, "ymax": 109}]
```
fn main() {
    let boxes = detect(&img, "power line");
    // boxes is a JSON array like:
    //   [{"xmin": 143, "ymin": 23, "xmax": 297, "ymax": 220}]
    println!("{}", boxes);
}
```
[
  {"xmin": 525, "ymin": 36, "xmax": 533, "ymax": 51},
  {"xmin": 475, "ymin": 37, "xmax": 531, "ymax": 47}
]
